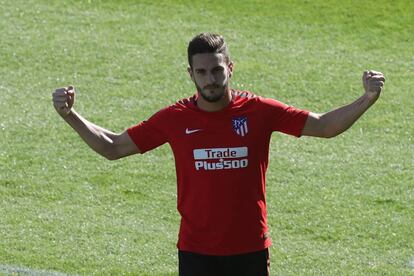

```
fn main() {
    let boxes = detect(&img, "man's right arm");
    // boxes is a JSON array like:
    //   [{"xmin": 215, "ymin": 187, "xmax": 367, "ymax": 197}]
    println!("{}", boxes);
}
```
[{"xmin": 52, "ymin": 86, "xmax": 140, "ymax": 160}]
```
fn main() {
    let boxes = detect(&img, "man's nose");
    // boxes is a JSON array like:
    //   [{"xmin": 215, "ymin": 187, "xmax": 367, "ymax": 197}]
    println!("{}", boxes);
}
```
[{"xmin": 207, "ymin": 72, "xmax": 216, "ymax": 84}]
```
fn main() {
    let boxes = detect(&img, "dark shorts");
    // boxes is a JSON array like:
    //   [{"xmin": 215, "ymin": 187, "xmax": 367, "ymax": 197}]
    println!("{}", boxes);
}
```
[{"xmin": 178, "ymin": 248, "xmax": 270, "ymax": 276}]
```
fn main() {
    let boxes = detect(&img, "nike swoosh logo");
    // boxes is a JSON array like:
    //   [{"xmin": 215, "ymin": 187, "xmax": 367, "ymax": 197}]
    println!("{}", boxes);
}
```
[{"xmin": 185, "ymin": 128, "xmax": 203, "ymax": 134}]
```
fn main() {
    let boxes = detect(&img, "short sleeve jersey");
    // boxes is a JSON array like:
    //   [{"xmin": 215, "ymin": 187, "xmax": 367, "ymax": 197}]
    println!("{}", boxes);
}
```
[{"xmin": 127, "ymin": 90, "xmax": 309, "ymax": 256}]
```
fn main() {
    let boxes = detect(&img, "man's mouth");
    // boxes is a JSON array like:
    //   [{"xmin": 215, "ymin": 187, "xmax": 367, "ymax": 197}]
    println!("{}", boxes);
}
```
[{"xmin": 204, "ymin": 85, "xmax": 220, "ymax": 90}]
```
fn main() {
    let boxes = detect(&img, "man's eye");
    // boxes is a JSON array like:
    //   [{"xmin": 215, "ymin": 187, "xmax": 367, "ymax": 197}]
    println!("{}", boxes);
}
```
[{"xmin": 196, "ymin": 70, "xmax": 205, "ymax": 74}]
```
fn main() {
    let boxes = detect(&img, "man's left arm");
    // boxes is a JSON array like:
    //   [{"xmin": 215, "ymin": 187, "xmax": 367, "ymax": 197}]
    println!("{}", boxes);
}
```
[{"xmin": 301, "ymin": 70, "xmax": 385, "ymax": 138}]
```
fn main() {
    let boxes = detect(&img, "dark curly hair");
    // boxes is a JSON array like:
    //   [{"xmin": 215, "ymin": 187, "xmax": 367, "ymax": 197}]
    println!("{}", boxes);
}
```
[{"xmin": 187, "ymin": 33, "xmax": 231, "ymax": 68}]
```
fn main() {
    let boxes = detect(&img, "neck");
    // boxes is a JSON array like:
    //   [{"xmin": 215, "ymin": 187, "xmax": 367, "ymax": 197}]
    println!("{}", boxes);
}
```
[{"xmin": 197, "ymin": 89, "xmax": 232, "ymax": 112}]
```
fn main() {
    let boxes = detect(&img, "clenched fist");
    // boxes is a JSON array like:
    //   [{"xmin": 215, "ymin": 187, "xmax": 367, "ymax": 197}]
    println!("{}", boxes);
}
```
[
  {"xmin": 53, "ymin": 85, "xmax": 76, "ymax": 117},
  {"xmin": 363, "ymin": 70, "xmax": 385, "ymax": 100}
]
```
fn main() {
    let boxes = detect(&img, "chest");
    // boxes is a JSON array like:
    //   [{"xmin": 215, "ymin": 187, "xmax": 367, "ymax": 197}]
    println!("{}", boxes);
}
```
[
  {"xmin": 166, "ymin": 111, "xmax": 272, "ymax": 158},
  {"xmin": 181, "ymin": 113, "xmax": 261, "ymax": 141}
]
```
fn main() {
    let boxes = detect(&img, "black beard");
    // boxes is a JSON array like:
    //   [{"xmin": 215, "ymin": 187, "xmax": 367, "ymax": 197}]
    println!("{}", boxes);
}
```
[{"xmin": 195, "ymin": 82, "xmax": 227, "ymax": 103}]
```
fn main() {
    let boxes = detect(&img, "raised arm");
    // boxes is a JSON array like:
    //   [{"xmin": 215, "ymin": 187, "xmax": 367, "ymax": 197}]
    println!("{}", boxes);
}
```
[
  {"xmin": 301, "ymin": 70, "xmax": 385, "ymax": 138},
  {"xmin": 52, "ymin": 86, "xmax": 140, "ymax": 160}
]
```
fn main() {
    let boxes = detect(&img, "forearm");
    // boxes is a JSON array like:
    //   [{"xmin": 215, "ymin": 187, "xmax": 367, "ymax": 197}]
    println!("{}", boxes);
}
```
[
  {"xmin": 62, "ymin": 109, "xmax": 118, "ymax": 157},
  {"xmin": 319, "ymin": 93, "xmax": 378, "ymax": 137}
]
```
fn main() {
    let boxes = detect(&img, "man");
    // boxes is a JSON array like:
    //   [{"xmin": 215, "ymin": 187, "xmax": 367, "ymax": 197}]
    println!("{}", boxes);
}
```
[{"xmin": 52, "ymin": 33, "xmax": 385, "ymax": 275}]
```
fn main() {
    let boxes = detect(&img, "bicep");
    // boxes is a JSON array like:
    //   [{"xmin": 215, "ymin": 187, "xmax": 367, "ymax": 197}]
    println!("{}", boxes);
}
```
[
  {"xmin": 301, "ymin": 112, "xmax": 326, "ymax": 138},
  {"xmin": 113, "ymin": 130, "xmax": 141, "ymax": 158}
]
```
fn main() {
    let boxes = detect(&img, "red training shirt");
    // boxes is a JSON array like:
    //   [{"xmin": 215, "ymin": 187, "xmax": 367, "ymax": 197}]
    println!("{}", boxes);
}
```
[{"xmin": 127, "ymin": 90, "xmax": 309, "ymax": 255}]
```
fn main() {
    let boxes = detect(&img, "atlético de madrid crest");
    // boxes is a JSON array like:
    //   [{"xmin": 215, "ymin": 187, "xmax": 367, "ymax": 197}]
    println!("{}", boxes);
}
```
[{"xmin": 232, "ymin": 116, "xmax": 248, "ymax": 136}]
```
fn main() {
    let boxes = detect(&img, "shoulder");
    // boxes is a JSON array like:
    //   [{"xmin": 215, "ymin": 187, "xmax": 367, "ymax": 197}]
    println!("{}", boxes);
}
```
[
  {"xmin": 142, "ymin": 96, "xmax": 196, "ymax": 126},
  {"xmin": 256, "ymin": 96, "xmax": 289, "ymax": 109},
  {"xmin": 151, "ymin": 95, "xmax": 196, "ymax": 116},
  {"xmin": 231, "ymin": 89, "xmax": 261, "ymax": 108},
  {"xmin": 173, "ymin": 95, "xmax": 196, "ymax": 111},
  {"xmin": 231, "ymin": 89, "xmax": 286, "ymax": 109},
  {"xmin": 231, "ymin": 89, "xmax": 257, "ymax": 99}
]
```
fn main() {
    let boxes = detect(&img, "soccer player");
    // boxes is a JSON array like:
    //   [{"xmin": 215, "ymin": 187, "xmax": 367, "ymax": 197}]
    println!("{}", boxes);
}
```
[{"xmin": 52, "ymin": 33, "xmax": 385, "ymax": 275}]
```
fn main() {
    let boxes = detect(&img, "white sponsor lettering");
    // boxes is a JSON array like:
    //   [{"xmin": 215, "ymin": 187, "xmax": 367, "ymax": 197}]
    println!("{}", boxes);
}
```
[
  {"xmin": 194, "ymin": 159, "xmax": 249, "ymax": 171},
  {"xmin": 193, "ymin": 147, "xmax": 248, "ymax": 160},
  {"xmin": 193, "ymin": 147, "xmax": 249, "ymax": 171}
]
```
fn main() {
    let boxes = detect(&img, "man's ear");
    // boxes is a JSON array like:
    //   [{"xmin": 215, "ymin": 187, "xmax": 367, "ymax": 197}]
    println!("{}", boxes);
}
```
[
  {"xmin": 187, "ymin": 66, "xmax": 195, "ymax": 81},
  {"xmin": 228, "ymin": 62, "xmax": 234, "ymax": 78}
]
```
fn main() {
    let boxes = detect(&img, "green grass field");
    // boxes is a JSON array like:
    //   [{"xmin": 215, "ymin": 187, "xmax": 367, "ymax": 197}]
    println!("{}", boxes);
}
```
[{"xmin": 1, "ymin": 0, "xmax": 413, "ymax": 275}]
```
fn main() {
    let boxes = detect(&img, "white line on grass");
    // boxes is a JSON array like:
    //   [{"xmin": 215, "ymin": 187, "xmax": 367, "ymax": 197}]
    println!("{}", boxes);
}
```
[{"xmin": 0, "ymin": 264, "xmax": 76, "ymax": 276}]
